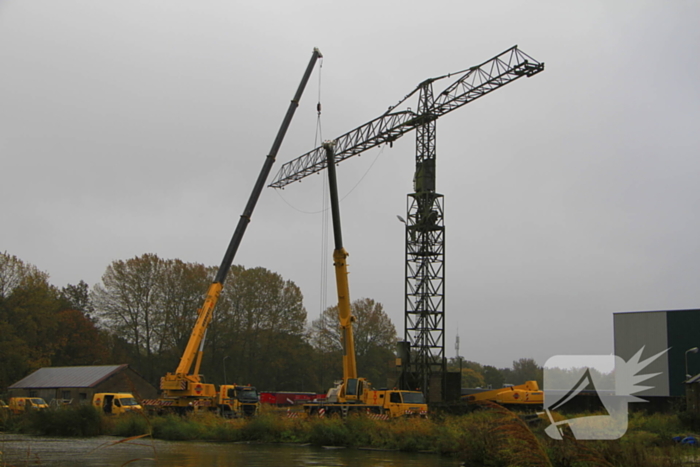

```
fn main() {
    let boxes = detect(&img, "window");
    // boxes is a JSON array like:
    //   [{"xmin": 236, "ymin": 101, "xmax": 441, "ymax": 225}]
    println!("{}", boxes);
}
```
[
  {"xmin": 62, "ymin": 391, "xmax": 71, "ymax": 400},
  {"xmin": 390, "ymin": 392, "xmax": 401, "ymax": 404},
  {"xmin": 402, "ymin": 392, "xmax": 425, "ymax": 404},
  {"xmin": 346, "ymin": 379, "xmax": 358, "ymax": 396}
]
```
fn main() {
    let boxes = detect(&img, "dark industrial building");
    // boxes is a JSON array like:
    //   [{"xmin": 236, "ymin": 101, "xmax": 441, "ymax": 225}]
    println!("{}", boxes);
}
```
[
  {"xmin": 7, "ymin": 364, "xmax": 157, "ymax": 404},
  {"xmin": 614, "ymin": 309, "xmax": 700, "ymax": 398},
  {"xmin": 685, "ymin": 374, "xmax": 700, "ymax": 412}
]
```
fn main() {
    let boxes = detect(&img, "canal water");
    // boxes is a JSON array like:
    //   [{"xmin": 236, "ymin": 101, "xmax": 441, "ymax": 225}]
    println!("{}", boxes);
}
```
[{"xmin": 0, "ymin": 435, "xmax": 463, "ymax": 466}]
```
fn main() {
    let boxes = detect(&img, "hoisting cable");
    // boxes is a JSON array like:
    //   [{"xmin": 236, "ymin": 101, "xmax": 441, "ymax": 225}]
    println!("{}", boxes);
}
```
[{"xmin": 315, "ymin": 56, "xmax": 329, "ymax": 317}]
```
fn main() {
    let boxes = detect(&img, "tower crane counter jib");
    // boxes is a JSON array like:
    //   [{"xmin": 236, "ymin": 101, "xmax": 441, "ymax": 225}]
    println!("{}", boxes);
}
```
[{"xmin": 144, "ymin": 48, "xmax": 323, "ymax": 415}]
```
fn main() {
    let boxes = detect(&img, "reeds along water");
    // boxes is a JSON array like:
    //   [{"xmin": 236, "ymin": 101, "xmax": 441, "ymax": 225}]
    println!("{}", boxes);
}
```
[{"xmin": 3, "ymin": 403, "xmax": 697, "ymax": 466}]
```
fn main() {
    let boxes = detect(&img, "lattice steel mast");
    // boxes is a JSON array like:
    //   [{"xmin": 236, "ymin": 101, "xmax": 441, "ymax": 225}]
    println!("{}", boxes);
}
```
[{"xmin": 270, "ymin": 46, "xmax": 544, "ymax": 400}]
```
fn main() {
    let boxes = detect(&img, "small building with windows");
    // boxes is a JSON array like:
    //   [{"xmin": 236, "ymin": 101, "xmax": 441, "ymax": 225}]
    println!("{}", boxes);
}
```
[{"xmin": 7, "ymin": 364, "xmax": 157, "ymax": 404}]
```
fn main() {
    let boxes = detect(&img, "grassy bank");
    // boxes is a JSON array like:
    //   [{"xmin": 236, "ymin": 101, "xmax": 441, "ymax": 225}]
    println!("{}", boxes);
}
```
[{"xmin": 2, "ymin": 405, "xmax": 698, "ymax": 466}]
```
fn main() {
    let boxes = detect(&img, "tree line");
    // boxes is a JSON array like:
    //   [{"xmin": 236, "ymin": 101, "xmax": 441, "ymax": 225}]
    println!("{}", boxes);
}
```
[{"xmin": 0, "ymin": 251, "xmax": 544, "ymax": 394}]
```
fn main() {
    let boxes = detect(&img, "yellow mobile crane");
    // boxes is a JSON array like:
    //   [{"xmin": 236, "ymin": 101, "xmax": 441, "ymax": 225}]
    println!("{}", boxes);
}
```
[
  {"xmin": 462, "ymin": 381, "xmax": 543, "ymax": 407},
  {"xmin": 303, "ymin": 142, "xmax": 428, "ymax": 418},
  {"xmin": 143, "ymin": 48, "xmax": 322, "ymax": 415}
]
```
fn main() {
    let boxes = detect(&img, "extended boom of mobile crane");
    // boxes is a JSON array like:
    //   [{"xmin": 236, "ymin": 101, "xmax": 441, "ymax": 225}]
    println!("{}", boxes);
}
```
[{"xmin": 144, "ymin": 48, "xmax": 323, "ymax": 415}]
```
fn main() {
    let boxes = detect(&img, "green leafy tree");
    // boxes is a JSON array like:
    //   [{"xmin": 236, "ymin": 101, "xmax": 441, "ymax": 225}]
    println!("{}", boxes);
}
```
[
  {"xmin": 511, "ymin": 357, "xmax": 543, "ymax": 386},
  {"xmin": 0, "ymin": 254, "xmax": 114, "ymax": 391},
  {"xmin": 59, "ymin": 280, "xmax": 94, "ymax": 316},
  {"xmin": 0, "ymin": 255, "xmax": 61, "ymax": 389},
  {"xmin": 52, "ymin": 309, "xmax": 110, "ymax": 366},
  {"xmin": 0, "ymin": 320, "xmax": 31, "ymax": 390},
  {"xmin": 447, "ymin": 358, "xmax": 487, "ymax": 388},
  {"xmin": 462, "ymin": 368, "xmax": 486, "ymax": 388},
  {"xmin": 482, "ymin": 365, "xmax": 505, "ymax": 389},
  {"xmin": 213, "ymin": 266, "xmax": 309, "ymax": 390}
]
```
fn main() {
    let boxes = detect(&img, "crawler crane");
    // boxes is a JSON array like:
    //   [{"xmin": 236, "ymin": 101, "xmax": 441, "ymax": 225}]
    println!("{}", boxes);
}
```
[{"xmin": 142, "ymin": 48, "xmax": 323, "ymax": 415}]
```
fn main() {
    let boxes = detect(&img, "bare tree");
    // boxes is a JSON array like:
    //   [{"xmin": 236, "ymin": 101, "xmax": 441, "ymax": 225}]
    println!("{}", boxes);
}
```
[
  {"xmin": 0, "ymin": 251, "xmax": 48, "ymax": 299},
  {"xmin": 91, "ymin": 253, "xmax": 164, "ymax": 379},
  {"xmin": 310, "ymin": 298, "xmax": 398, "ymax": 388}
]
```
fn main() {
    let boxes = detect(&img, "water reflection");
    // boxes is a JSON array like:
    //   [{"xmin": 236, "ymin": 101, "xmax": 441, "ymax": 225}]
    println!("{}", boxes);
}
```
[{"xmin": 0, "ymin": 435, "xmax": 462, "ymax": 466}]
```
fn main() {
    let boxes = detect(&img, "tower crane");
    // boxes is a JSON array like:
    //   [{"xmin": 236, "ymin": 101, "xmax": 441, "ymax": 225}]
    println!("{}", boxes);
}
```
[{"xmin": 270, "ymin": 46, "xmax": 544, "ymax": 402}]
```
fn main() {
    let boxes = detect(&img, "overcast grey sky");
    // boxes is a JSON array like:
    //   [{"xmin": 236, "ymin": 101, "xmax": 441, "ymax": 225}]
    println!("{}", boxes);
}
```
[{"xmin": 2, "ymin": 1, "xmax": 699, "ymax": 369}]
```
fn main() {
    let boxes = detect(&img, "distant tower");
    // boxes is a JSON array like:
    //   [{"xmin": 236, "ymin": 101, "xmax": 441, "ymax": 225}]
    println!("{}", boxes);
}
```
[{"xmin": 455, "ymin": 329, "xmax": 460, "ymax": 358}]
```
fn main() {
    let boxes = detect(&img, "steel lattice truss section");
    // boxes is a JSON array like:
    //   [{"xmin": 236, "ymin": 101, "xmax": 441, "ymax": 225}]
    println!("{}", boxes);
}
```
[
  {"xmin": 269, "ymin": 45, "xmax": 543, "ymax": 189},
  {"xmin": 404, "ymin": 192, "xmax": 445, "ymax": 390},
  {"xmin": 415, "ymin": 81, "xmax": 435, "ymax": 166}
]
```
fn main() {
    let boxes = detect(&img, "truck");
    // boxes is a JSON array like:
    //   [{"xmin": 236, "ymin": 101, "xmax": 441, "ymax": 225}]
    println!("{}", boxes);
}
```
[
  {"xmin": 8, "ymin": 397, "xmax": 49, "ymax": 414},
  {"xmin": 308, "ymin": 382, "xmax": 427, "ymax": 418},
  {"xmin": 93, "ymin": 393, "xmax": 143, "ymax": 415},
  {"xmin": 216, "ymin": 384, "xmax": 259, "ymax": 418},
  {"xmin": 302, "ymin": 143, "xmax": 428, "ymax": 418},
  {"xmin": 142, "ymin": 49, "xmax": 322, "ymax": 415},
  {"xmin": 462, "ymin": 381, "xmax": 543, "ymax": 407}
]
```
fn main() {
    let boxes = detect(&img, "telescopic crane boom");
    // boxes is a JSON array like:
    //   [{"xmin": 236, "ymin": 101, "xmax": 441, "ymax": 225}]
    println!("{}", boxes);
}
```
[
  {"xmin": 157, "ymin": 48, "xmax": 323, "ymax": 410},
  {"xmin": 323, "ymin": 142, "xmax": 358, "ymax": 384},
  {"xmin": 270, "ymin": 46, "xmax": 543, "ymax": 401}
]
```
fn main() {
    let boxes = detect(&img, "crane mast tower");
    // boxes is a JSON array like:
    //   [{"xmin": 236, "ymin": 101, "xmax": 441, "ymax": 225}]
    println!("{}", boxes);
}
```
[{"xmin": 271, "ymin": 46, "xmax": 544, "ymax": 401}]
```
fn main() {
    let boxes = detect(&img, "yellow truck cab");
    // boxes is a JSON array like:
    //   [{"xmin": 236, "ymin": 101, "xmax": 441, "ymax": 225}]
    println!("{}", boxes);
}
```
[
  {"xmin": 217, "ymin": 384, "xmax": 259, "ymax": 418},
  {"xmin": 8, "ymin": 397, "xmax": 49, "ymax": 414},
  {"xmin": 367, "ymin": 389, "xmax": 427, "ymax": 417},
  {"xmin": 93, "ymin": 393, "xmax": 142, "ymax": 415}
]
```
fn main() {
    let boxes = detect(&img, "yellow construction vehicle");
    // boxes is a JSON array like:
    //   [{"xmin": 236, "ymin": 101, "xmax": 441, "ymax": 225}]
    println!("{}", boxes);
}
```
[
  {"xmin": 462, "ymin": 381, "xmax": 543, "ymax": 407},
  {"xmin": 93, "ymin": 393, "xmax": 143, "ymax": 415},
  {"xmin": 8, "ymin": 397, "xmax": 49, "ymax": 414},
  {"xmin": 303, "ymin": 143, "xmax": 427, "ymax": 418},
  {"xmin": 143, "ymin": 48, "xmax": 322, "ymax": 415},
  {"xmin": 216, "ymin": 384, "xmax": 259, "ymax": 418}
]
